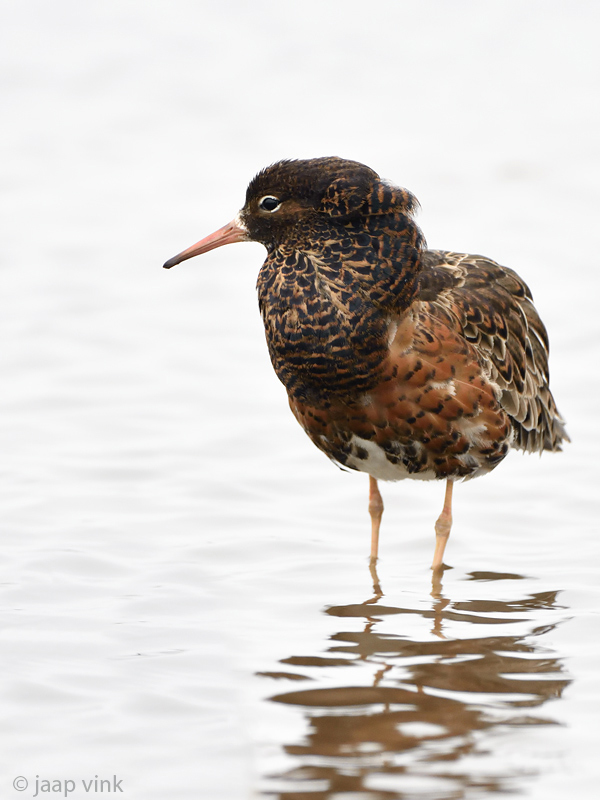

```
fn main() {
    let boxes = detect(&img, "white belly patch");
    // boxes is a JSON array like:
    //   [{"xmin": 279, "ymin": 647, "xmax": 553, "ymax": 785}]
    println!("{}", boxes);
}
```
[{"xmin": 343, "ymin": 436, "xmax": 437, "ymax": 482}]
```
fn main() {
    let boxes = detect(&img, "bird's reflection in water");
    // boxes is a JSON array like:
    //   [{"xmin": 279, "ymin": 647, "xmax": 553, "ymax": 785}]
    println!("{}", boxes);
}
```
[{"xmin": 258, "ymin": 566, "xmax": 570, "ymax": 798}]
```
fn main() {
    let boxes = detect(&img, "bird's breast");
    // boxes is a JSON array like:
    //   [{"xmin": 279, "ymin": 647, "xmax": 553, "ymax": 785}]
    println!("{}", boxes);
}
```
[{"xmin": 257, "ymin": 249, "xmax": 390, "ymax": 400}]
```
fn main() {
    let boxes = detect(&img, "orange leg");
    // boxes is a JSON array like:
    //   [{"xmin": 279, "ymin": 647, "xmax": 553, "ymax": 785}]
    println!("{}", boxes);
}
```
[
  {"xmin": 431, "ymin": 479, "xmax": 453, "ymax": 570},
  {"xmin": 368, "ymin": 476, "xmax": 384, "ymax": 561}
]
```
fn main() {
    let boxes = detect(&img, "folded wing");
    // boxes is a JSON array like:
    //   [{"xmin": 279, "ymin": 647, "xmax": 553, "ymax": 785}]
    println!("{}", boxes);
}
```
[{"xmin": 418, "ymin": 250, "xmax": 568, "ymax": 452}]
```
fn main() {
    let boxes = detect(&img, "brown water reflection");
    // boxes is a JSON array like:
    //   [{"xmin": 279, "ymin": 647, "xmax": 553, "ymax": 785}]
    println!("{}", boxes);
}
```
[{"xmin": 259, "ymin": 570, "xmax": 570, "ymax": 798}]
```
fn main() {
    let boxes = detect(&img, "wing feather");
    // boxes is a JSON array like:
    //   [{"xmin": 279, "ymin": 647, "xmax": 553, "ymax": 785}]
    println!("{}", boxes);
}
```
[{"xmin": 418, "ymin": 250, "xmax": 568, "ymax": 452}]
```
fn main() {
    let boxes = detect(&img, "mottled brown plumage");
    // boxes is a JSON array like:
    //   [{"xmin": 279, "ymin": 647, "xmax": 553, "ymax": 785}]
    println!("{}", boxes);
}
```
[{"xmin": 164, "ymin": 157, "xmax": 568, "ymax": 569}]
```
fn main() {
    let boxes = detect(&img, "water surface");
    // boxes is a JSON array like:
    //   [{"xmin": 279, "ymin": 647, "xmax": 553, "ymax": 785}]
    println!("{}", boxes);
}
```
[{"xmin": 2, "ymin": 2, "xmax": 599, "ymax": 798}]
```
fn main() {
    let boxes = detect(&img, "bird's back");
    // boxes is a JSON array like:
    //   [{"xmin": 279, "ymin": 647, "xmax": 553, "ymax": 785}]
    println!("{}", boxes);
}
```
[{"xmin": 417, "ymin": 250, "xmax": 568, "ymax": 453}]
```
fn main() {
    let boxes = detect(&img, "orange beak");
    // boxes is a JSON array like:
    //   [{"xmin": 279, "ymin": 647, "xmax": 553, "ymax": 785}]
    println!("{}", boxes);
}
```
[{"xmin": 163, "ymin": 216, "xmax": 249, "ymax": 269}]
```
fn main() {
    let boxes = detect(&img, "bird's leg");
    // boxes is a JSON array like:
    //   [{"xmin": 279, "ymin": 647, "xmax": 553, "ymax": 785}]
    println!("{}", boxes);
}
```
[
  {"xmin": 432, "ymin": 479, "xmax": 453, "ymax": 570},
  {"xmin": 368, "ymin": 476, "xmax": 384, "ymax": 562}
]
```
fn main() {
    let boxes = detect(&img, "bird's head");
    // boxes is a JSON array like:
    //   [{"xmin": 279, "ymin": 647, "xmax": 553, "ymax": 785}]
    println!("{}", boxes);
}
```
[{"xmin": 163, "ymin": 157, "xmax": 420, "ymax": 268}]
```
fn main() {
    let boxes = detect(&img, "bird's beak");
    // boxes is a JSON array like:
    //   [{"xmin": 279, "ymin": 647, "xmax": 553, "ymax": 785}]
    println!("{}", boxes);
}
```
[{"xmin": 163, "ymin": 215, "xmax": 249, "ymax": 269}]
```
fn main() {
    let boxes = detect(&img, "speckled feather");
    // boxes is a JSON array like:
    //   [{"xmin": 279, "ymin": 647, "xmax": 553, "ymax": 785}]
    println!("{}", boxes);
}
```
[{"xmin": 244, "ymin": 158, "xmax": 567, "ymax": 483}]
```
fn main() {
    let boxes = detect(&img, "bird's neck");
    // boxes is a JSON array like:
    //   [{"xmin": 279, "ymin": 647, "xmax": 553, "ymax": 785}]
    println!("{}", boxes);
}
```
[{"xmin": 257, "ymin": 216, "xmax": 423, "ymax": 402}]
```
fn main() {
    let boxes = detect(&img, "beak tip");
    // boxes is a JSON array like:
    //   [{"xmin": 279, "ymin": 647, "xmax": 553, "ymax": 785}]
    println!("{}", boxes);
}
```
[{"xmin": 163, "ymin": 254, "xmax": 183, "ymax": 269}]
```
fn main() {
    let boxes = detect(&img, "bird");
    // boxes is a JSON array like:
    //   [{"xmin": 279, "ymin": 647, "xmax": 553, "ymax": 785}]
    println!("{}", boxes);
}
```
[{"xmin": 163, "ymin": 157, "xmax": 568, "ymax": 570}]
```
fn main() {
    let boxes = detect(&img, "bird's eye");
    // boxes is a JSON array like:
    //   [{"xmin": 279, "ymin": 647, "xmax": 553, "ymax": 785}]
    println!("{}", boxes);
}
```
[{"xmin": 259, "ymin": 195, "xmax": 281, "ymax": 212}]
